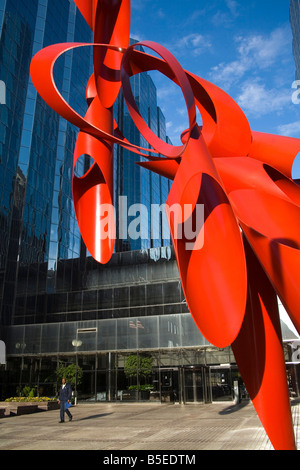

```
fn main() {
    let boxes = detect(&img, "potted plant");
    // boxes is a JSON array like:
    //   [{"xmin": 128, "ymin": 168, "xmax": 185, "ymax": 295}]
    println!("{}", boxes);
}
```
[{"xmin": 124, "ymin": 354, "xmax": 153, "ymax": 400}]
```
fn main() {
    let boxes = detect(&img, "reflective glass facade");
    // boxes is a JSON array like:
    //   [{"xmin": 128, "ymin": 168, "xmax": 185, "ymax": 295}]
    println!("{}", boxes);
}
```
[
  {"xmin": 0, "ymin": 0, "xmax": 93, "ymax": 327},
  {"xmin": 290, "ymin": 0, "xmax": 300, "ymax": 79}
]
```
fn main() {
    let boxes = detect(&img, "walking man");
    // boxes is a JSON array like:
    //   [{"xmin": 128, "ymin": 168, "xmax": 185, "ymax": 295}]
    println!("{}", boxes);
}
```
[{"xmin": 58, "ymin": 377, "xmax": 73, "ymax": 423}]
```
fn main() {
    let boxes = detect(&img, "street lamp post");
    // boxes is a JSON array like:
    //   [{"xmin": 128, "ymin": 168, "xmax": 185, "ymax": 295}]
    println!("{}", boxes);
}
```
[{"xmin": 72, "ymin": 339, "xmax": 82, "ymax": 405}]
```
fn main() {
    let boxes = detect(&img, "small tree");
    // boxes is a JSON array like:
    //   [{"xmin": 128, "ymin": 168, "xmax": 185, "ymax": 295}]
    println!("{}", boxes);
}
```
[
  {"xmin": 56, "ymin": 362, "xmax": 83, "ymax": 389},
  {"xmin": 124, "ymin": 354, "xmax": 153, "ymax": 389}
]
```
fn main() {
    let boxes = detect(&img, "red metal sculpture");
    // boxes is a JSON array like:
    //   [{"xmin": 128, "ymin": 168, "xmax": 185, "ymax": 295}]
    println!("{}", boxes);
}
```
[{"xmin": 30, "ymin": 0, "xmax": 300, "ymax": 450}]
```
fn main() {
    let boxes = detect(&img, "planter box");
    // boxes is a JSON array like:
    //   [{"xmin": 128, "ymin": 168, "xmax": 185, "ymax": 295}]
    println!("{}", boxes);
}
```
[
  {"xmin": 121, "ymin": 390, "xmax": 150, "ymax": 401},
  {"xmin": 121, "ymin": 390, "xmax": 137, "ymax": 401},
  {"xmin": 38, "ymin": 401, "xmax": 60, "ymax": 411},
  {"xmin": 140, "ymin": 391, "xmax": 150, "ymax": 400},
  {"xmin": 9, "ymin": 404, "xmax": 39, "ymax": 416},
  {"xmin": 5, "ymin": 401, "xmax": 60, "ymax": 417},
  {"xmin": 1, "ymin": 401, "xmax": 60, "ymax": 416},
  {"xmin": 45, "ymin": 401, "xmax": 60, "ymax": 410}
]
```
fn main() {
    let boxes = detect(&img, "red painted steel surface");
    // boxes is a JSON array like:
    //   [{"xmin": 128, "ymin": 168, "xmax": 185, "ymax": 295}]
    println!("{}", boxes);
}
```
[{"xmin": 30, "ymin": 0, "xmax": 300, "ymax": 450}]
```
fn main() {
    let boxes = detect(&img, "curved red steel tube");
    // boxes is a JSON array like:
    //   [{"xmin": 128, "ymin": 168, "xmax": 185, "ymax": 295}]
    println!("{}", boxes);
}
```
[{"xmin": 30, "ymin": 0, "xmax": 300, "ymax": 450}]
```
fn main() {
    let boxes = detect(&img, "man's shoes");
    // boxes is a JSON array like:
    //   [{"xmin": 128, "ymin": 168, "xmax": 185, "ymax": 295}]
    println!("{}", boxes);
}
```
[
  {"xmin": 59, "ymin": 420, "xmax": 64, "ymax": 423},
  {"xmin": 69, "ymin": 416, "xmax": 73, "ymax": 421}
]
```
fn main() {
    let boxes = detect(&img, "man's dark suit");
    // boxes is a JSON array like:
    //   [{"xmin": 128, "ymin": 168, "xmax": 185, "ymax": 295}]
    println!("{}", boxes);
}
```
[{"xmin": 59, "ymin": 382, "xmax": 73, "ymax": 422}]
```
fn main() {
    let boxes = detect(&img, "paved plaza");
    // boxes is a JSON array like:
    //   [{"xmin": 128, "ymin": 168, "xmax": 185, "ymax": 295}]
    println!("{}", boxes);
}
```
[{"xmin": 0, "ymin": 399, "xmax": 299, "ymax": 451}]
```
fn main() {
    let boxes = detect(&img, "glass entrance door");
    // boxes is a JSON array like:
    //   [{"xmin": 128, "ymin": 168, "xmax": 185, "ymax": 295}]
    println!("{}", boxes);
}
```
[
  {"xmin": 183, "ymin": 367, "xmax": 206, "ymax": 403},
  {"xmin": 210, "ymin": 366, "xmax": 233, "ymax": 401},
  {"xmin": 160, "ymin": 368, "xmax": 179, "ymax": 402}
]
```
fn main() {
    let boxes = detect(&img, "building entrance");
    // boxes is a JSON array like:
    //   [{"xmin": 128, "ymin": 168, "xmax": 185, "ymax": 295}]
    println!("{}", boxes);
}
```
[
  {"xmin": 150, "ymin": 366, "xmax": 211, "ymax": 404},
  {"xmin": 180, "ymin": 365, "xmax": 242, "ymax": 404},
  {"xmin": 182, "ymin": 366, "xmax": 211, "ymax": 403},
  {"xmin": 160, "ymin": 368, "xmax": 179, "ymax": 402},
  {"xmin": 151, "ymin": 365, "xmax": 233, "ymax": 404}
]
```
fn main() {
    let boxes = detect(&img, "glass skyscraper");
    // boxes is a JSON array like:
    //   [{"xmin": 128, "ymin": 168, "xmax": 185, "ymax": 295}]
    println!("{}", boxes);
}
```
[
  {"xmin": 0, "ymin": 0, "xmax": 93, "ymax": 328},
  {"xmin": 0, "ymin": 1, "xmax": 298, "ymax": 403},
  {"xmin": 0, "ymin": 1, "xmax": 172, "ymax": 327},
  {"xmin": 290, "ymin": 0, "xmax": 300, "ymax": 80}
]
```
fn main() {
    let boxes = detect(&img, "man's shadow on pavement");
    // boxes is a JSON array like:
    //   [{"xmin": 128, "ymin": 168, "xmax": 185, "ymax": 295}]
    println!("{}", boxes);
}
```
[
  {"xmin": 78, "ymin": 413, "xmax": 113, "ymax": 421},
  {"xmin": 218, "ymin": 401, "xmax": 250, "ymax": 415}
]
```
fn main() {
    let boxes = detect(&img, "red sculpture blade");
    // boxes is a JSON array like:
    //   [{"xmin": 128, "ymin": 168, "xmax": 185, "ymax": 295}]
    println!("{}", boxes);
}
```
[
  {"xmin": 93, "ymin": 0, "xmax": 131, "ymax": 108},
  {"xmin": 73, "ymin": 1, "xmax": 98, "ymax": 30},
  {"xmin": 166, "ymin": 129, "xmax": 247, "ymax": 348},
  {"xmin": 216, "ymin": 156, "xmax": 300, "ymax": 337},
  {"xmin": 232, "ymin": 237, "xmax": 296, "ymax": 450}
]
